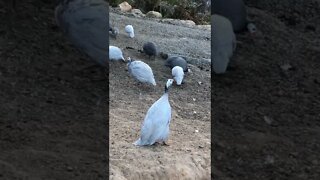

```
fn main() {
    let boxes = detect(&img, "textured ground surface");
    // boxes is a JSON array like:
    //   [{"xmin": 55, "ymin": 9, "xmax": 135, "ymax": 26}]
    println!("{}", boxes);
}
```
[
  {"xmin": 0, "ymin": 1, "xmax": 107, "ymax": 179},
  {"xmin": 109, "ymin": 10, "xmax": 211, "ymax": 179},
  {"xmin": 1, "ymin": 0, "xmax": 319, "ymax": 179},
  {"xmin": 213, "ymin": 0, "xmax": 320, "ymax": 179}
]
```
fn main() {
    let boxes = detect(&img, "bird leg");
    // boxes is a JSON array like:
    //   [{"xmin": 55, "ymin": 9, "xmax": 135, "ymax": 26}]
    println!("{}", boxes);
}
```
[{"xmin": 162, "ymin": 141, "xmax": 170, "ymax": 146}]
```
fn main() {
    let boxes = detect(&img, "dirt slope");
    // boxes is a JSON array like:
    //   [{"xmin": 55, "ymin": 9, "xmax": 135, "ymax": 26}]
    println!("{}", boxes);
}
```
[
  {"xmin": 0, "ymin": 1, "xmax": 107, "ymax": 179},
  {"xmin": 213, "ymin": 0, "xmax": 320, "ymax": 179},
  {"xmin": 109, "ymin": 10, "xmax": 211, "ymax": 179}
]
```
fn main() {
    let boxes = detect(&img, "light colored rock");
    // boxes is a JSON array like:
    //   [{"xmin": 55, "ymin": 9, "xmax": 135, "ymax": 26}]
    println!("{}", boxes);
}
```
[
  {"xmin": 160, "ymin": 19, "xmax": 196, "ymax": 27},
  {"xmin": 131, "ymin": 9, "xmax": 145, "ymax": 17},
  {"xmin": 146, "ymin": 11, "xmax": 162, "ymax": 18},
  {"xmin": 181, "ymin": 20, "xmax": 196, "ymax": 27},
  {"xmin": 119, "ymin": 1, "xmax": 132, "ymax": 12},
  {"xmin": 196, "ymin": 25, "xmax": 211, "ymax": 30}
]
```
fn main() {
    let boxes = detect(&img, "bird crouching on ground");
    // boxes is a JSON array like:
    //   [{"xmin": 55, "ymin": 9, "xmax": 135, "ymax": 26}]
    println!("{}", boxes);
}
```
[
  {"xmin": 172, "ymin": 66, "xmax": 184, "ymax": 85},
  {"xmin": 55, "ymin": 0, "xmax": 109, "ymax": 67},
  {"xmin": 109, "ymin": 22, "xmax": 119, "ymax": 39},
  {"xmin": 143, "ymin": 42, "xmax": 158, "ymax": 60},
  {"xmin": 125, "ymin": 25, "xmax": 134, "ymax": 38},
  {"xmin": 109, "ymin": 46, "xmax": 125, "ymax": 61},
  {"xmin": 127, "ymin": 57, "xmax": 156, "ymax": 86},
  {"xmin": 212, "ymin": 14, "xmax": 237, "ymax": 74},
  {"xmin": 212, "ymin": 0, "xmax": 257, "ymax": 34},
  {"xmin": 134, "ymin": 79, "xmax": 174, "ymax": 146},
  {"xmin": 165, "ymin": 56, "xmax": 189, "ymax": 73}
]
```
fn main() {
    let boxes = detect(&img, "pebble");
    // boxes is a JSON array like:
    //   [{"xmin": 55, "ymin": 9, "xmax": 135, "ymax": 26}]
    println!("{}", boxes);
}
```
[
  {"xmin": 66, "ymin": 166, "xmax": 73, "ymax": 171},
  {"xmin": 263, "ymin": 116, "xmax": 273, "ymax": 125}
]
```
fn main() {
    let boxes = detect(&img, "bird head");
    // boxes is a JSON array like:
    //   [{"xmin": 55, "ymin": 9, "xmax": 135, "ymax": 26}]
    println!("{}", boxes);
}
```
[
  {"xmin": 165, "ymin": 79, "xmax": 174, "ymax": 93},
  {"xmin": 126, "ymin": 57, "xmax": 133, "ymax": 64},
  {"xmin": 112, "ymin": 27, "xmax": 119, "ymax": 38},
  {"xmin": 247, "ymin": 23, "xmax": 257, "ymax": 35}
]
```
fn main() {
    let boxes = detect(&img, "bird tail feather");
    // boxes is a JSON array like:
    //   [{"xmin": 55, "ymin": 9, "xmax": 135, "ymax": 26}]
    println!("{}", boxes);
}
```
[{"xmin": 133, "ymin": 139, "xmax": 142, "ymax": 146}]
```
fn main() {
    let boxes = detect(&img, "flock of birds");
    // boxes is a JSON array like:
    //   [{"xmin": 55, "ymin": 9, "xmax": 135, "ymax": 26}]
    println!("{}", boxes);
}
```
[
  {"xmin": 54, "ymin": 0, "xmax": 254, "ymax": 147},
  {"xmin": 109, "ymin": 20, "xmax": 191, "ymax": 146},
  {"xmin": 212, "ymin": 0, "xmax": 257, "ymax": 74},
  {"xmin": 55, "ymin": 0, "xmax": 191, "ymax": 147}
]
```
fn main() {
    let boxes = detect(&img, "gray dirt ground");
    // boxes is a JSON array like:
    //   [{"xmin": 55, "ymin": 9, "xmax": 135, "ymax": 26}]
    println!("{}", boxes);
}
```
[
  {"xmin": 109, "ymin": 11, "xmax": 211, "ymax": 179},
  {"xmin": 0, "ymin": 1, "xmax": 107, "ymax": 179},
  {"xmin": 213, "ymin": 0, "xmax": 320, "ymax": 179},
  {"xmin": 1, "ymin": 0, "xmax": 319, "ymax": 179}
]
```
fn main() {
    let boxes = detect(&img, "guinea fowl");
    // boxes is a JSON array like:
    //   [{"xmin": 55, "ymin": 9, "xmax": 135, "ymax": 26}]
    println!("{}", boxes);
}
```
[
  {"xmin": 55, "ymin": 0, "xmax": 108, "ymax": 67},
  {"xmin": 143, "ymin": 42, "xmax": 157, "ymax": 60},
  {"xmin": 109, "ymin": 22, "xmax": 119, "ymax": 39},
  {"xmin": 134, "ymin": 79, "xmax": 174, "ymax": 146},
  {"xmin": 212, "ymin": 0, "xmax": 257, "ymax": 33},
  {"xmin": 127, "ymin": 57, "xmax": 156, "ymax": 86},
  {"xmin": 125, "ymin": 25, "xmax": 134, "ymax": 38},
  {"xmin": 109, "ymin": 46, "xmax": 125, "ymax": 61},
  {"xmin": 172, "ymin": 66, "xmax": 184, "ymax": 85},
  {"xmin": 165, "ymin": 56, "xmax": 189, "ymax": 72},
  {"xmin": 212, "ymin": 14, "xmax": 236, "ymax": 74}
]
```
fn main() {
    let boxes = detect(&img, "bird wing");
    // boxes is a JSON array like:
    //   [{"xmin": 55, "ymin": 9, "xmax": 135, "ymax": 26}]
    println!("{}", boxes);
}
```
[
  {"xmin": 165, "ymin": 58, "xmax": 188, "ymax": 72},
  {"xmin": 57, "ymin": 0, "xmax": 108, "ymax": 66},
  {"xmin": 130, "ymin": 62, "xmax": 154, "ymax": 82}
]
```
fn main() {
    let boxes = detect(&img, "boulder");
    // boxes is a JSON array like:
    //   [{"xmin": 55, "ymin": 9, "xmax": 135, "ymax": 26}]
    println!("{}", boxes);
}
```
[
  {"xmin": 146, "ymin": 11, "xmax": 162, "ymax": 18},
  {"xmin": 119, "ymin": 1, "xmax": 132, "ymax": 12}
]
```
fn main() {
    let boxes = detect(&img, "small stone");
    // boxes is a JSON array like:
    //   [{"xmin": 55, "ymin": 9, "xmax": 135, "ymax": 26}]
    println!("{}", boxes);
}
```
[
  {"xmin": 195, "ymin": 130, "xmax": 199, "ymax": 133},
  {"xmin": 66, "ymin": 166, "xmax": 73, "ymax": 171},
  {"xmin": 193, "ymin": 111, "xmax": 197, "ymax": 114},
  {"xmin": 265, "ymin": 155, "xmax": 275, "ymax": 164},
  {"xmin": 146, "ymin": 11, "xmax": 162, "ymax": 18},
  {"xmin": 198, "ymin": 145, "xmax": 204, "ymax": 148},
  {"xmin": 197, "ymin": 25, "xmax": 211, "ymax": 30},
  {"xmin": 180, "ymin": 20, "xmax": 196, "ymax": 27},
  {"xmin": 280, "ymin": 63, "xmax": 293, "ymax": 71},
  {"xmin": 263, "ymin": 116, "xmax": 273, "ymax": 125},
  {"xmin": 193, "ymin": 98, "xmax": 196, "ymax": 101},
  {"xmin": 198, "ymin": 82, "xmax": 202, "ymax": 85}
]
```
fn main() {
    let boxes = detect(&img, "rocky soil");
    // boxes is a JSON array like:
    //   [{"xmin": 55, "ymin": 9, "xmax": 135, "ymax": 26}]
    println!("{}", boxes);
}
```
[
  {"xmin": 213, "ymin": 0, "xmax": 320, "ymax": 179},
  {"xmin": 109, "ymin": 9, "xmax": 211, "ymax": 179},
  {"xmin": 0, "ymin": 1, "xmax": 107, "ymax": 179}
]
